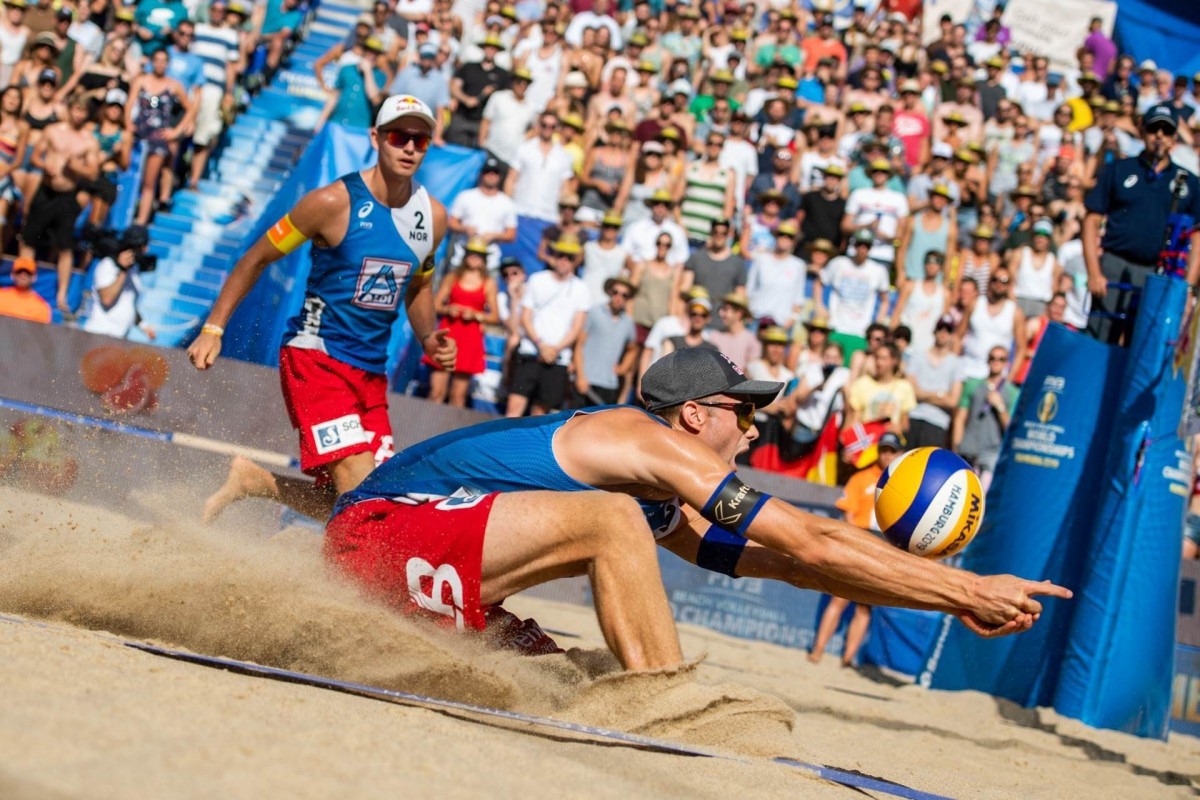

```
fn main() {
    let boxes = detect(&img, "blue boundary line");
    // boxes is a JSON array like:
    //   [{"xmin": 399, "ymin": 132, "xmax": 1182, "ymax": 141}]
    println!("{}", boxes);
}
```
[{"xmin": 124, "ymin": 640, "xmax": 953, "ymax": 800}]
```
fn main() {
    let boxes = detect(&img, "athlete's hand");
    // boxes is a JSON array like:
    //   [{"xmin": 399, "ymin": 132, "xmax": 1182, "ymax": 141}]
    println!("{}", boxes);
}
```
[
  {"xmin": 959, "ymin": 576, "xmax": 1072, "ymax": 637},
  {"xmin": 424, "ymin": 329, "xmax": 456, "ymax": 370},
  {"xmin": 188, "ymin": 332, "xmax": 222, "ymax": 370}
]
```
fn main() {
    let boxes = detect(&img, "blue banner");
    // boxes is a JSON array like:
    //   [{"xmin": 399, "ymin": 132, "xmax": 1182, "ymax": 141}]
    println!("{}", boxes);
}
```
[
  {"xmin": 1115, "ymin": 0, "xmax": 1200, "ymax": 81},
  {"xmin": 222, "ymin": 124, "xmax": 485, "ymax": 385},
  {"xmin": 1055, "ymin": 275, "xmax": 1189, "ymax": 739},
  {"xmin": 923, "ymin": 324, "xmax": 1125, "ymax": 703}
]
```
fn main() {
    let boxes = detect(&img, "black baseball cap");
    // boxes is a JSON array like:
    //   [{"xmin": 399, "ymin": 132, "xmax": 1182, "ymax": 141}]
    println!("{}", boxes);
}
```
[
  {"xmin": 1143, "ymin": 104, "xmax": 1178, "ymax": 130},
  {"xmin": 878, "ymin": 432, "xmax": 903, "ymax": 451},
  {"xmin": 482, "ymin": 156, "xmax": 502, "ymax": 173},
  {"xmin": 642, "ymin": 348, "xmax": 783, "ymax": 411}
]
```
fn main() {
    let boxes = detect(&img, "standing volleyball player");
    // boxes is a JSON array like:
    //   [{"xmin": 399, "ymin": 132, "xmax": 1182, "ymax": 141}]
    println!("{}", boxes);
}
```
[{"xmin": 188, "ymin": 95, "xmax": 457, "ymax": 522}]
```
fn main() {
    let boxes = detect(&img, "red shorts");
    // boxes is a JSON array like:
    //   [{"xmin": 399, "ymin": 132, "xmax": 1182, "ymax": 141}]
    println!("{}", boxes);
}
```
[
  {"xmin": 323, "ymin": 494, "xmax": 496, "ymax": 632},
  {"xmin": 279, "ymin": 346, "xmax": 394, "ymax": 479}
]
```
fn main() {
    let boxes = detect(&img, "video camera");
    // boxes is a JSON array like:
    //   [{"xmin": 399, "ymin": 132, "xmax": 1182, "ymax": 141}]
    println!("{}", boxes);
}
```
[{"xmin": 86, "ymin": 224, "xmax": 158, "ymax": 272}]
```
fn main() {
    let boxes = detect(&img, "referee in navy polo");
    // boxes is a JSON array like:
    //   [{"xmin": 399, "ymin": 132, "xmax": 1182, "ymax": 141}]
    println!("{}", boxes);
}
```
[{"xmin": 1083, "ymin": 103, "xmax": 1200, "ymax": 343}]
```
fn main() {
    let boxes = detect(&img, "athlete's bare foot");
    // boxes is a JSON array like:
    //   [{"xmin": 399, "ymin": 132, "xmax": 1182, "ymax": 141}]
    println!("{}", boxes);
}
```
[
  {"xmin": 202, "ymin": 456, "xmax": 280, "ymax": 523},
  {"xmin": 806, "ymin": 651, "xmax": 822, "ymax": 664}
]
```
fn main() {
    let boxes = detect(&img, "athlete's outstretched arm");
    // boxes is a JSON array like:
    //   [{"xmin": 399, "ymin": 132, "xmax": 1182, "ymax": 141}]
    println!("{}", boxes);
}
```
[
  {"xmin": 188, "ymin": 184, "xmax": 349, "ymax": 369},
  {"xmin": 576, "ymin": 412, "xmax": 1072, "ymax": 637}
]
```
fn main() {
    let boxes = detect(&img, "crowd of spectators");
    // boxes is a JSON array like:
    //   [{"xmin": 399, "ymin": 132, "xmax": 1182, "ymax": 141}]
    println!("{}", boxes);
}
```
[
  {"xmin": 0, "ymin": 0, "xmax": 313, "ymax": 326},
  {"xmin": 401, "ymin": 0, "xmax": 1198, "ymax": 490}
]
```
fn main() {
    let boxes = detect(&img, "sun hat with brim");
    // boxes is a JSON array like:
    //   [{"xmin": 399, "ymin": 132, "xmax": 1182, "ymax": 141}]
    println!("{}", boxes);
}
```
[
  {"xmin": 720, "ymin": 293, "xmax": 751, "ymax": 314},
  {"xmin": 32, "ymin": 31, "xmax": 59, "ymax": 52},
  {"xmin": 641, "ymin": 347, "xmax": 784, "ymax": 412},
  {"xmin": 868, "ymin": 158, "xmax": 893, "ymax": 173},
  {"xmin": 11, "ymin": 256, "xmax": 35, "ymax": 274},
  {"xmin": 931, "ymin": 61, "xmax": 948, "ymax": 74},
  {"xmin": 758, "ymin": 325, "xmax": 790, "ymax": 345},
  {"xmin": 363, "ymin": 37, "xmax": 385, "ymax": 53},
  {"xmin": 464, "ymin": 238, "xmax": 490, "ymax": 255},
  {"xmin": 899, "ymin": 79, "xmax": 921, "ymax": 94},
  {"xmin": 644, "ymin": 188, "xmax": 674, "ymax": 206},
  {"xmin": 604, "ymin": 118, "xmax": 631, "ymax": 133},
  {"xmin": 658, "ymin": 127, "xmax": 681, "ymax": 141},
  {"xmin": 635, "ymin": 60, "xmax": 657, "ymax": 73},
  {"xmin": 805, "ymin": 315, "xmax": 833, "ymax": 331},
  {"xmin": 511, "ymin": 67, "xmax": 532, "ymax": 81},
  {"xmin": 777, "ymin": 76, "xmax": 799, "ymax": 90},
  {"xmin": 710, "ymin": 70, "xmax": 734, "ymax": 84},
  {"xmin": 1013, "ymin": 184, "xmax": 1038, "ymax": 198},
  {"xmin": 809, "ymin": 239, "xmax": 836, "ymax": 255},
  {"xmin": 560, "ymin": 113, "xmax": 586, "ymax": 131},
  {"xmin": 821, "ymin": 163, "xmax": 846, "ymax": 178},
  {"xmin": 953, "ymin": 148, "xmax": 977, "ymax": 163},
  {"xmin": 773, "ymin": 221, "xmax": 799, "ymax": 238},
  {"xmin": 931, "ymin": 183, "xmax": 953, "ymax": 199},
  {"xmin": 551, "ymin": 238, "xmax": 582, "ymax": 255},
  {"xmin": 641, "ymin": 140, "xmax": 665, "ymax": 155},
  {"xmin": 944, "ymin": 111, "xmax": 967, "ymax": 125},
  {"xmin": 601, "ymin": 210, "xmax": 623, "ymax": 227},
  {"xmin": 604, "ymin": 276, "xmax": 637, "ymax": 297},
  {"xmin": 730, "ymin": 29, "xmax": 749, "ymax": 42},
  {"xmin": 985, "ymin": 56, "xmax": 1004, "ymax": 69},
  {"xmin": 681, "ymin": 285, "xmax": 710, "ymax": 303},
  {"xmin": 847, "ymin": 102, "xmax": 870, "ymax": 114},
  {"xmin": 688, "ymin": 297, "xmax": 713, "ymax": 313},
  {"xmin": 558, "ymin": 193, "xmax": 581, "ymax": 208},
  {"xmin": 628, "ymin": 31, "xmax": 649, "ymax": 46},
  {"xmin": 481, "ymin": 35, "xmax": 505, "ymax": 50},
  {"xmin": 758, "ymin": 187, "xmax": 786, "ymax": 203},
  {"xmin": 376, "ymin": 94, "xmax": 436, "ymax": 130},
  {"xmin": 972, "ymin": 225, "xmax": 996, "ymax": 239}
]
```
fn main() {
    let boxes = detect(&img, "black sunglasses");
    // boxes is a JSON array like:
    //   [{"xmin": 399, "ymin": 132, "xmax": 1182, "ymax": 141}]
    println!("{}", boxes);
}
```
[{"xmin": 695, "ymin": 400, "xmax": 756, "ymax": 432}]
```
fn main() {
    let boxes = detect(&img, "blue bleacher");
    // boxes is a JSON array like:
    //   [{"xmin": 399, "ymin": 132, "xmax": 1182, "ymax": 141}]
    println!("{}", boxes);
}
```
[{"xmin": 127, "ymin": 2, "xmax": 361, "ymax": 347}]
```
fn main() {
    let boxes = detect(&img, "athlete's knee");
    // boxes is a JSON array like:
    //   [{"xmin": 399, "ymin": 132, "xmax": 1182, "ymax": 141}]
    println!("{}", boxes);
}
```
[{"xmin": 588, "ymin": 493, "xmax": 656, "ymax": 555}]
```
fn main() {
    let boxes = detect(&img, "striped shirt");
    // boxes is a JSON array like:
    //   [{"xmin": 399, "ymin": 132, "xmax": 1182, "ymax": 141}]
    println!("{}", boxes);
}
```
[
  {"xmin": 679, "ymin": 161, "xmax": 729, "ymax": 243},
  {"xmin": 193, "ymin": 22, "xmax": 240, "ymax": 91}
]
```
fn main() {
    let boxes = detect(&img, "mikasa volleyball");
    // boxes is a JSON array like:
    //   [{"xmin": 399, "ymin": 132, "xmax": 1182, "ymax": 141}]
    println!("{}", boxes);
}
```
[{"xmin": 874, "ymin": 447, "xmax": 984, "ymax": 559}]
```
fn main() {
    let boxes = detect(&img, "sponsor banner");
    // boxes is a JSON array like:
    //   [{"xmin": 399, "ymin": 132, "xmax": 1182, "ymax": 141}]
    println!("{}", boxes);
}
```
[
  {"xmin": 1003, "ymin": 0, "xmax": 1116, "ymax": 72},
  {"xmin": 1179, "ymin": 306, "xmax": 1200, "ymax": 438},
  {"xmin": 923, "ymin": 324, "xmax": 1125, "ymax": 706}
]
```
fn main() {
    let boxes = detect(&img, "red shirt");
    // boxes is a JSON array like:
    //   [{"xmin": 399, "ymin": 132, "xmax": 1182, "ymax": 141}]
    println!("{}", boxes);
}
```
[{"xmin": 893, "ymin": 109, "xmax": 930, "ymax": 168}]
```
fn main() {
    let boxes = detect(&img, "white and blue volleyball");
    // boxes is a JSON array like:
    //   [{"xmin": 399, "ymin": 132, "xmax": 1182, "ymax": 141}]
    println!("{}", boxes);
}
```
[{"xmin": 874, "ymin": 447, "xmax": 984, "ymax": 559}]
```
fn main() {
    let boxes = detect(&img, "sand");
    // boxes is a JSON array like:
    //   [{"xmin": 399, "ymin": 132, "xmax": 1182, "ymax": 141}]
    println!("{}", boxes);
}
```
[{"xmin": 1, "ymin": 484, "xmax": 1197, "ymax": 799}]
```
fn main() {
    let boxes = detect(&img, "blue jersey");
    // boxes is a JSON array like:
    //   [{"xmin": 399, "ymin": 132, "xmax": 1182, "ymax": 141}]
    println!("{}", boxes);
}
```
[
  {"xmin": 283, "ymin": 172, "xmax": 436, "ymax": 374},
  {"xmin": 336, "ymin": 407, "xmax": 686, "ymax": 538}
]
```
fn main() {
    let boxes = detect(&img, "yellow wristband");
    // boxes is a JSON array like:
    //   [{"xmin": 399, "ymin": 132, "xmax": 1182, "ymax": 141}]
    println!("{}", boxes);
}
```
[
  {"xmin": 202, "ymin": 323, "xmax": 225, "ymax": 337},
  {"xmin": 267, "ymin": 213, "xmax": 309, "ymax": 255}
]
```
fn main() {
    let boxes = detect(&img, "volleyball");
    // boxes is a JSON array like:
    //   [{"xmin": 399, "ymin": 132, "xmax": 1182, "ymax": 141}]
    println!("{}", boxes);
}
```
[{"xmin": 874, "ymin": 447, "xmax": 984, "ymax": 559}]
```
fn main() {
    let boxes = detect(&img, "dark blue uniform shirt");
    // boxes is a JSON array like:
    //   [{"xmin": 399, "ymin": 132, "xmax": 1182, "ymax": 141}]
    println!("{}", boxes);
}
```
[{"xmin": 1085, "ymin": 154, "xmax": 1200, "ymax": 266}]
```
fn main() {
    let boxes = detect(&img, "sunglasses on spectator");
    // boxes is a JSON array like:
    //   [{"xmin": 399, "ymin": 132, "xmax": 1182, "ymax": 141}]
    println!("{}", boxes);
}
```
[
  {"xmin": 384, "ymin": 129, "xmax": 431, "ymax": 151},
  {"xmin": 988, "ymin": 355, "xmax": 1009, "ymax": 362},
  {"xmin": 696, "ymin": 400, "xmax": 756, "ymax": 432},
  {"xmin": 1146, "ymin": 123, "xmax": 1176, "ymax": 136},
  {"xmin": 609, "ymin": 289, "xmax": 631, "ymax": 298},
  {"xmin": 656, "ymin": 240, "xmax": 671, "ymax": 247},
  {"xmin": 990, "ymin": 276, "xmax": 1010, "ymax": 285}
]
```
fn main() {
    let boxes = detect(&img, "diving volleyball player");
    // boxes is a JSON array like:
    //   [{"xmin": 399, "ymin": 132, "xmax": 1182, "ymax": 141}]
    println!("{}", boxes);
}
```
[
  {"xmin": 188, "ymin": 95, "xmax": 457, "ymax": 522},
  {"xmin": 325, "ymin": 347, "xmax": 1072, "ymax": 670}
]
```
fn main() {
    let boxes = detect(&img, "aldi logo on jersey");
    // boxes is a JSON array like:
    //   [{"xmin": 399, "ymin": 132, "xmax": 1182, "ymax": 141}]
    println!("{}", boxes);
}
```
[{"xmin": 354, "ymin": 258, "xmax": 413, "ymax": 310}]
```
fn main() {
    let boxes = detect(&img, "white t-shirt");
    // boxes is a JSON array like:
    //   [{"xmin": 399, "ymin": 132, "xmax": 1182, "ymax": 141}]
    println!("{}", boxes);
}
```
[
  {"xmin": 448, "ymin": 188, "xmax": 516, "ymax": 269},
  {"xmin": 83, "ymin": 258, "xmax": 141, "ymax": 339},
  {"xmin": 746, "ymin": 251, "xmax": 808, "ymax": 327},
  {"xmin": 621, "ymin": 217, "xmax": 691, "ymax": 266},
  {"xmin": 719, "ymin": 139, "xmax": 759, "ymax": 211},
  {"xmin": 511, "ymin": 138, "xmax": 575, "ymax": 222},
  {"xmin": 821, "ymin": 256, "xmax": 890, "ymax": 337},
  {"xmin": 518, "ymin": 271, "xmax": 591, "ymax": 365},
  {"xmin": 482, "ymin": 89, "xmax": 538, "ymax": 166},
  {"xmin": 845, "ymin": 187, "xmax": 909, "ymax": 265},
  {"xmin": 794, "ymin": 362, "xmax": 848, "ymax": 431},
  {"xmin": 797, "ymin": 152, "xmax": 846, "ymax": 194}
]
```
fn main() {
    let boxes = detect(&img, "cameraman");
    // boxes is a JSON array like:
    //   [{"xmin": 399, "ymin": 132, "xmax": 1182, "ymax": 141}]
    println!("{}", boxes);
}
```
[{"xmin": 83, "ymin": 226, "xmax": 156, "ymax": 340}]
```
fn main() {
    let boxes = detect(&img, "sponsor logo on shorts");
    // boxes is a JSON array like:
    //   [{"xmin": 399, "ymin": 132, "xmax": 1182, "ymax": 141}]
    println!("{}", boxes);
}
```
[{"xmin": 311, "ymin": 413, "xmax": 369, "ymax": 455}]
